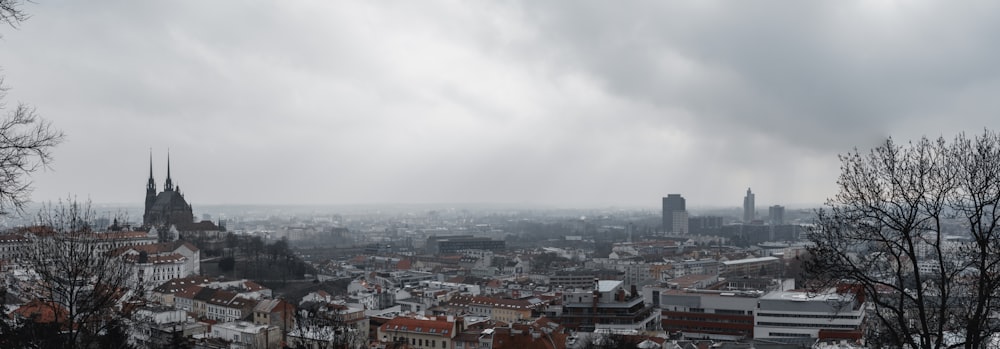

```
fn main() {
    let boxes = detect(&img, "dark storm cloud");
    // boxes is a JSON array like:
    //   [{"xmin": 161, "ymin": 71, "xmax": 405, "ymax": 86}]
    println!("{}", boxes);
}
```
[
  {"xmin": 2, "ymin": 1, "xmax": 999, "ymax": 208},
  {"xmin": 518, "ymin": 1, "xmax": 1000, "ymax": 151}
]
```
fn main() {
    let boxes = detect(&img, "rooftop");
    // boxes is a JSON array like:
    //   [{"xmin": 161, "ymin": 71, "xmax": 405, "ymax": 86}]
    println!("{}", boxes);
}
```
[{"xmin": 597, "ymin": 280, "xmax": 622, "ymax": 293}]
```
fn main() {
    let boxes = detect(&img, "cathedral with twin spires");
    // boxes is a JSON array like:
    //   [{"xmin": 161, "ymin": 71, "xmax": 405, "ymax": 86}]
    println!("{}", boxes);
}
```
[{"xmin": 143, "ymin": 154, "xmax": 194, "ymax": 228}]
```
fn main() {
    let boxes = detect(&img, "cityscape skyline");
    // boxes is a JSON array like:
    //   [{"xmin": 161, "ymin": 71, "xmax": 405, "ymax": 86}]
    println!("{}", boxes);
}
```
[
  {"xmin": 3, "ymin": 2, "xmax": 998, "ymax": 207},
  {"xmin": 3, "ymin": 2, "xmax": 999, "ymax": 347}
]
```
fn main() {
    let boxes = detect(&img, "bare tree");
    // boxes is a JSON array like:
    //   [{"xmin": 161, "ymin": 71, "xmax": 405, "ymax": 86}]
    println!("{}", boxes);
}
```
[
  {"xmin": 18, "ymin": 199, "xmax": 137, "ymax": 349},
  {"xmin": 1, "ymin": 0, "xmax": 29, "ymax": 33},
  {"xmin": 807, "ymin": 131, "xmax": 1000, "ymax": 349},
  {"xmin": 0, "ymin": 0, "xmax": 65, "ymax": 216},
  {"xmin": 0, "ymin": 79, "xmax": 63, "ymax": 215},
  {"xmin": 289, "ymin": 304, "xmax": 368, "ymax": 349}
]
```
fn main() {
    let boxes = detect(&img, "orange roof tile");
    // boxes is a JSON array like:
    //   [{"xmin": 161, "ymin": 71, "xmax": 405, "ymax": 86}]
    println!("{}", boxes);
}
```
[
  {"xmin": 152, "ymin": 276, "xmax": 215, "ymax": 294},
  {"xmin": 12, "ymin": 299, "xmax": 69, "ymax": 324},
  {"xmin": 380, "ymin": 317, "xmax": 455, "ymax": 337},
  {"xmin": 175, "ymin": 284, "xmax": 204, "ymax": 299}
]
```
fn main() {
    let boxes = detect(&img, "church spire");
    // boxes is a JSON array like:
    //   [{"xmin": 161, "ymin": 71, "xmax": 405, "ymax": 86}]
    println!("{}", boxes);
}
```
[
  {"xmin": 164, "ymin": 150, "xmax": 174, "ymax": 191},
  {"xmin": 146, "ymin": 149, "xmax": 156, "ymax": 191}
]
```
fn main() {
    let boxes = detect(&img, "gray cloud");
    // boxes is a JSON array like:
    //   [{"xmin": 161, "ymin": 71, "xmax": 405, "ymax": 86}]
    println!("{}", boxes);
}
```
[{"xmin": 1, "ymin": 1, "xmax": 998, "ymax": 209}]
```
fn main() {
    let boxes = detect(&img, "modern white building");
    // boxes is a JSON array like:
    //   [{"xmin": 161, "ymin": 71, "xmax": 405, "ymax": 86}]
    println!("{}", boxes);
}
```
[
  {"xmin": 209, "ymin": 321, "xmax": 281, "ymax": 349},
  {"xmin": 754, "ymin": 289, "xmax": 866, "ymax": 341}
]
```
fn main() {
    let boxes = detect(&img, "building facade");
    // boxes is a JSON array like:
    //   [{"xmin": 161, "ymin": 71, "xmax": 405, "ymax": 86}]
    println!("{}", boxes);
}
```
[
  {"xmin": 659, "ymin": 289, "xmax": 759, "ymax": 340},
  {"xmin": 426, "ymin": 236, "xmax": 505, "ymax": 255},
  {"xmin": 662, "ymin": 194, "xmax": 686, "ymax": 233}
]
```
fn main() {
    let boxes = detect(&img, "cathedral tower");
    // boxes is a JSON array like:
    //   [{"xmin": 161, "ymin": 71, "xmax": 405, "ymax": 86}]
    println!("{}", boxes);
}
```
[
  {"xmin": 164, "ymin": 151, "xmax": 174, "ymax": 192},
  {"xmin": 145, "ymin": 152, "xmax": 156, "ymax": 215},
  {"xmin": 143, "ymin": 153, "xmax": 194, "ymax": 228}
]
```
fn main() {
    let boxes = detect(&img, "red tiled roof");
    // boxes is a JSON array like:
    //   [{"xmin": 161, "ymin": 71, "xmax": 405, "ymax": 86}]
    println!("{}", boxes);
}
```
[
  {"xmin": 380, "ymin": 317, "xmax": 455, "ymax": 337},
  {"xmin": 111, "ymin": 241, "xmax": 197, "ymax": 257},
  {"xmin": 396, "ymin": 259, "xmax": 412, "ymax": 270},
  {"xmin": 174, "ymin": 220, "xmax": 222, "ymax": 232},
  {"xmin": 254, "ymin": 299, "xmax": 295, "ymax": 313},
  {"xmin": 0, "ymin": 234, "xmax": 28, "ymax": 242},
  {"xmin": 12, "ymin": 299, "xmax": 69, "ymax": 324},
  {"xmin": 228, "ymin": 297, "xmax": 257, "ymax": 309},
  {"xmin": 491, "ymin": 319, "xmax": 569, "ymax": 349},
  {"xmin": 95, "ymin": 231, "xmax": 153, "ymax": 240},
  {"xmin": 12, "ymin": 226, "xmax": 57, "ymax": 235},
  {"xmin": 123, "ymin": 252, "xmax": 186, "ymax": 264},
  {"xmin": 204, "ymin": 289, "xmax": 238, "ymax": 305},
  {"xmin": 152, "ymin": 276, "xmax": 215, "ymax": 294},
  {"xmin": 448, "ymin": 295, "xmax": 539, "ymax": 309},
  {"xmin": 175, "ymin": 284, "xmax": 204, "ymax": 299},
  {"xmin": 242, "ymin": 280, "xmax": 267, "ymax": 291}
]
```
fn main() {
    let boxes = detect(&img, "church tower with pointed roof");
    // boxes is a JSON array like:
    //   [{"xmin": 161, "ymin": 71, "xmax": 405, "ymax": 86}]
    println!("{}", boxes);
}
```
[
  {"xmin": 145, "ymin": 152, "xmax": 157, "ymax": 216},
  {"xmin": 143, "ymin": 153, "xmax": 194, "ymax": 228}
]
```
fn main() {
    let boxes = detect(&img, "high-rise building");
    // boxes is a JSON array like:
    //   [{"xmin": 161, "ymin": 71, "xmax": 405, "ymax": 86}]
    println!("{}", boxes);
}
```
[
  {"xmin": 769, "ymin": 205, "xmax": 785, "ymax": 225},
  {"xmin": 742, "ymin": 188, "xmax": 755, "ymax": 223},
  {"xmin": 662, "ymin": 194, "xmax": 686, "ymax": 233}
]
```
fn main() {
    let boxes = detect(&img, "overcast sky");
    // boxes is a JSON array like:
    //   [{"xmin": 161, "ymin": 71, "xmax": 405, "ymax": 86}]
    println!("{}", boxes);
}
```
[{"xmin": 2, "ymin": 1, "xmax": 999, "ymax": 209}]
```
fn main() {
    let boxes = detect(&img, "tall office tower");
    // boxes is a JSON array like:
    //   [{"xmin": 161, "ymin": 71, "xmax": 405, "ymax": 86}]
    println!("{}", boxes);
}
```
[
  {"xmin": 662, "ymin": 194, "xmax": 686, "ymax": 232},
  {"xmin": 769, "ymin": 205, "xmax": 785, "ymax": 225},
  {"xmin": 743, "ymin": 188, "xmax": 755, "ymax": 223}
]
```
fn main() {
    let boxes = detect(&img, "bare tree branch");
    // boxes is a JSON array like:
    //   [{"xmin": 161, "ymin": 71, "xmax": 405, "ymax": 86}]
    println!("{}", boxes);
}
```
[
  {"xmin": 0, "ymin": 78, "xmax": 66, "ymax": 215},
  {"xmin": 16, "ymin": 199, "xmax": 139, "ymax": 349},
  {"xmin": 807, "ymin": 132, "xmax": 1000, "ymax": 349}
]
